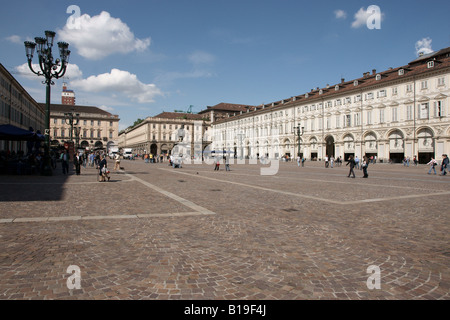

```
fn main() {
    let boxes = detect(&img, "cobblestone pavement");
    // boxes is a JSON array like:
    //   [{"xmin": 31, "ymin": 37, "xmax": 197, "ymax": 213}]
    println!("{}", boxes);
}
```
[{"xmin": 0, "ymin": 159, "xmax": 449, "ymax": 300}]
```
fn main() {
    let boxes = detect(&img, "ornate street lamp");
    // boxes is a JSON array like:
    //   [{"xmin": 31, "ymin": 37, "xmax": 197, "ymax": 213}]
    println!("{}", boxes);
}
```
[
  {"xmin": 293, "ymin": 124, "xmax": 304, "ymax": 157},
  {"xmin": 24, "ymin": 31, "xmax": 70, "ymax": 175},
  {"xmin": 64, "ymin": 109, "xmax": 80, "ymax": 143},
  {"xmin": 73, "ymin": 127, "xmax": 81, "ymax": 150}
]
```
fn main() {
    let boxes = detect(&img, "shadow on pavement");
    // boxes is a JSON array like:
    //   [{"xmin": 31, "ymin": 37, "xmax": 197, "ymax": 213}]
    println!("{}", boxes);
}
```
[{"xmin": 0, "ymin": 162, "xmax": 70, "ymax": 202}]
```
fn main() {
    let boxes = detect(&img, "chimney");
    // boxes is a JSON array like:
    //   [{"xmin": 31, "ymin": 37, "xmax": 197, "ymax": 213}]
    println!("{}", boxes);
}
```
[
  {"xmin": 372, "ymin": 69, "xmax": 376, "ymax": 75},
  {"xmin": 341, "ymin": 78, "xmax": 345, "ymax": 83}
]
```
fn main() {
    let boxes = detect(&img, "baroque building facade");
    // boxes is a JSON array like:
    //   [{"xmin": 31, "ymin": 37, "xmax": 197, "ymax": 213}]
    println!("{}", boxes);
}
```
[
  {"xmin": 48, "ymin": 103, "xmax": 120, "ymax": 152},
  {"xmin": 0, "ymin": 63, "xmax": 45, "ymax": 152},
  {"xmin": 118, "ymin": 112, "xmax": 211, "ymax": 157},
  {"xmin": 211, "ymin": 47, "xmax": 450, "ymax": 164}
]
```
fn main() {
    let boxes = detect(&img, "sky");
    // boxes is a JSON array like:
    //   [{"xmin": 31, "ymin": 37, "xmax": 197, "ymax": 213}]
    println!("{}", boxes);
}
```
[{"xmin": 1, "ymin": 0, "xmax": 450, "ymax": 131}]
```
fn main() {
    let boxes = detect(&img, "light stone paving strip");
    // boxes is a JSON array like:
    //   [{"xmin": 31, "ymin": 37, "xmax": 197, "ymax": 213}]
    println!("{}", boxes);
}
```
[
  {"xmin": 158, "ymin": 167, "xmax": 450, "ymax": 205},
  {"xmin": 0, "ymin": 171, "xmax": 215, "ymax": 224},
  {"xmin": 123, "ymin": 171, "xmax": 216, "ymax": 216}
]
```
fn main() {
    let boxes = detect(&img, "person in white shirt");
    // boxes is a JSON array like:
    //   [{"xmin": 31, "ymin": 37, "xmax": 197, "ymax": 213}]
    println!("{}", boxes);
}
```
[{"xmin": 113, "ymin": 153, "xmax": 121, "ymax": 171}]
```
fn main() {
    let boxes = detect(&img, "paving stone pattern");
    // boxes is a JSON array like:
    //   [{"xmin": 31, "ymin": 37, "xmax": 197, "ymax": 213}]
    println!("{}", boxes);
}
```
[{"xmin": 0, "ymin": 159, "xmax": 449, "ymax": 300}]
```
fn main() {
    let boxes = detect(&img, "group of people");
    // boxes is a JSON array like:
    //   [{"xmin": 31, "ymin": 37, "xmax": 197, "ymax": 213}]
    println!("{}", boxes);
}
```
[
  {"xmin": 426, "ymin": 154, "xmax": 449, "ymax": 175},
  {"xmin": 323, "ymin": 155, "xmax": 344, "ymax": 168},
  {"xmin": 346, "ymin": 155, "xmax": 370, "ymax": 178},
  {"xmin": 403, "ymin": 156, "xmax": 419, "ymax": 167},
  {"xmin": 143, "ymin": 153, "xmax": 167, "ymax": 163},
  {"xmin": 213, "ymin": 156, "xmax": 231, "ymax": 171},
  {"xmin": 57, "ymin": 149, "xmax": 115, "ymax": 182}
]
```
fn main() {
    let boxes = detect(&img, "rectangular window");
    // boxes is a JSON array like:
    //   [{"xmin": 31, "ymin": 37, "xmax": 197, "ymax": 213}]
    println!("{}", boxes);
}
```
[
  {"xmin": 378, "ymin": 90, "xmax": 386, "ymax": 98},
  {"xmin": 335, "ymin": 116, "xmax": 340, "ymax": 128},
  {"xmin": 367, "ymin": 111, "xmax": 372, "ymax": 125},
  {"xmin": 406, "ymin": 105, "xmax": 413, "ymax": 120},
  {"xmin": 392, "ymin": 87, "xmax": 398, "ymax": 95},
  {"xmin": 345, "ymin": 114, "xmax": 351, "ymax": 127},
  {"xmin": 434, "ymin": 101, "xmax": 444, "ymax": 118},
  {"xmin": 379, "ymin": 109, "xmax": 385, "ymax": 123},
  {"xmin": 421, "ymin": 81, "xmax": 428, "ymax": 89},
  {"xmin": 392, "ymin": 107, "xmax": 398, "ymax": 122},
  {"xmin": 419, "ymin": 103, "xmax": 429, "ymax": 119},
  {"xmin": 406, "ymin": 84, "xmax": 413, "ymax": 92},
  {"xmin": 438, "ymin": 77, "xmax": 445, "ymax": 86}
]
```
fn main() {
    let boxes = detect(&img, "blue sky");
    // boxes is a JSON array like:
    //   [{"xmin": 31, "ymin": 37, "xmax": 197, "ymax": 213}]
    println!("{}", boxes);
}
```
[{"xmin": 1, "ymin": 0, "xmax": 450, "ymax": 130}]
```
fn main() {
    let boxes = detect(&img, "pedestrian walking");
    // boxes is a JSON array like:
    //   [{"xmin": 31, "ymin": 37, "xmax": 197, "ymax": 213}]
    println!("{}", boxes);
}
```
[
  {"xmin": 346, "ymin": 155, "xmax": 356, "ymax": 178},
  {"xmin": 324, "ymin": 155, "xmax": 329, "ymax": 168},
  {"xmin": 214, "ymin": 157, "xmax": 220, "ymax": 171},
  {"xmin": 61, "ymin": 149, "xmax": 69, "ymax": 175},
  {"xmin": 73, "ymin": 152, "xmax": 82, "ymax": 175},
  {"xmin": 225, "ymin": 156, "xmax": 230, "ymax": 171},
  {"xmin": 362, "ymin": 156, "xmax": 369, "ymax": 178},
  {"xmin": 98, "ymin": 155, "xmax": 110, "ymax": 182},
  {"xmin": 440, "ymin": 154, "xmax": 449, "ymax": 176},
  {"xmin": 89, "ymin": 152, "xmax": 94, "ymax": 167},
  {"xmin": 355, "ymin": 156, "xmax": 360, "ymax": 169},
  {"xmin": 427, "ymin": 158, "xmax": 438, "ymax": 175},
  {"xmin": 113, "ymin": 152, "xmax": 121, "ymax": 171},
  {"xmin": 297, "ymin": 155, "xmax": 301, "ymax": 167}
]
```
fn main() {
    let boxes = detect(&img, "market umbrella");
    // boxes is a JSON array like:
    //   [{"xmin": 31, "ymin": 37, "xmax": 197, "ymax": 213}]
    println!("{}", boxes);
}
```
[{"xmin": 0, "ymin": 124, "xmax": 44, "ymax": 141}]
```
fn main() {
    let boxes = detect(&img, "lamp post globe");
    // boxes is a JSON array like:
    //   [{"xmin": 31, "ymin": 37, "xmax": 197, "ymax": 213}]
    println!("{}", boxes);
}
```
[{"xmin": 24, "ymin": 31, "xmax": 70, "ymax": 175}]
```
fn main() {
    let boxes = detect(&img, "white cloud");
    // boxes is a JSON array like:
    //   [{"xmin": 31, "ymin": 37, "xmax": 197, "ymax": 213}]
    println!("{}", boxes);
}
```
[
  {"xmin": 15, "ymin": 63, "xmax": 82, "ymax": 81},
  {"xmin": 6, "ymin": 35, "xmax": 22, "ymax": 44},
  {"xmin": 71, "ymin": 68, "xmax": 162, "ymax": 103},
  {"xmin": 98, "ymin": 105, "xmax": 115, "ymax": 113},
  {"xmin": 352, "ymin": 8, "xmax": 370, "ymax": 28},
  {"xmin": 351, "ymin": 7, "xmax": 384, "ymax": 28},
  {"xmin": 57, "ymin": 11, "xmax": 151, "ymax": 60},
  {"xmin": 415, "ymin": 37, "xmax": 433, "ymax": 56},
  {"xmin": 334, "ymin": 10, "xmax": 347, "ymax": 19},
  {"xmin": 188, "ymin": 51, "xmax": 216, "ymax": 65}
]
